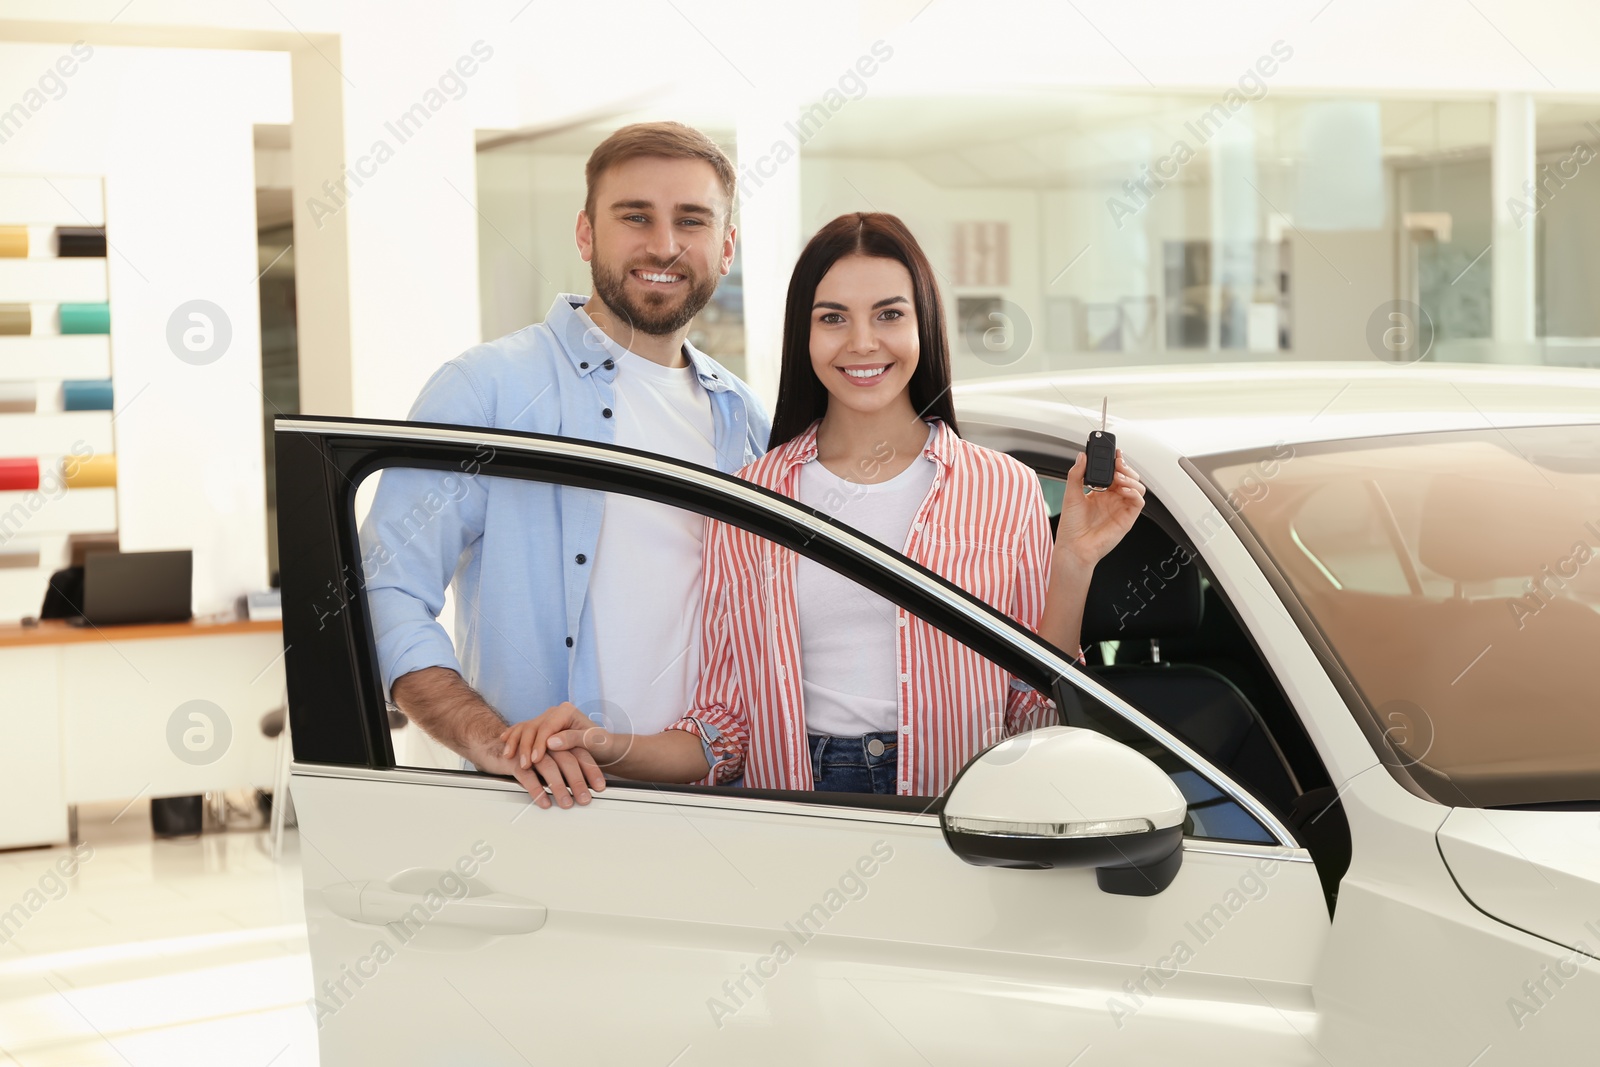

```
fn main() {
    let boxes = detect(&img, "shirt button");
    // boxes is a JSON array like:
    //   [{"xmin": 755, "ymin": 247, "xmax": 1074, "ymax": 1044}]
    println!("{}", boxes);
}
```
[
  {"xmin": 899, "ymin": 780, "xmax": 911, "ymax": 791},
  {"xmin": 899, "ymin": 673, "xmax": 910, "ymax": 683},
  {"xmin": 896, "ymin": 617, "xmax": 907, "ymax": 627},
  {"xmin": 899, "ymin": 725, "xmax": 911, "ymax": 735},
  {"xmin": 575, "ymin": 554, "xmax": 587, "ymax": 564},
  {"xmin": 565, "ymin": 637, "xmax": 574, "ymax": 648},
  {"xmin": 580, "ymin": 361, "xmax": 589, "ymax": 370},
  {"xmin": 603, "ymin": 359, "xmax": 614, "ymax": 370},
  {"xmin": 913, "ymin": 521, "xmax": 923, "ymax": 530},
  {"xmin": 601, "ymin": 407, "xmax": 613, "ymax": 418}
]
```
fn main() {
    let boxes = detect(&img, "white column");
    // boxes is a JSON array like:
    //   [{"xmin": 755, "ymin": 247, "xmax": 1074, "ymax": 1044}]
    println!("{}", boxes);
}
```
[
  {"xmin": 735, "ymin": 108, "xmax": 804, "ymax": 413},
  {"xmin": 289, "ymin": 42, "xmax": 353, "ymax": 416},
  {"xmin": 340, "ymin": 34, "xmax": 482, "ymax": 419},
  {"xmin": 1492, "ymin": 92, "xmax": 1537, "ymax": 352},
  {"xmin": 1209, "ymin": 106, "xmax": 1259, "ymax": 353},
  {"xmin": 289, "ymin": 25, "xmax": 483, "ymax": 419}
]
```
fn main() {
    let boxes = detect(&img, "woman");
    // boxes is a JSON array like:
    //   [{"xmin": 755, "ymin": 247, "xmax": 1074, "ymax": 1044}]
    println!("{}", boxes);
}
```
[{"xmin": 503, "ymin": 212, "xmax": 1144, "ymax": 797}]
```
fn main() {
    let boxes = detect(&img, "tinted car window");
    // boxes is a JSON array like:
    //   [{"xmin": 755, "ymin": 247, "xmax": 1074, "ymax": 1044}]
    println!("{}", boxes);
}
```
[{"xmin": 1196, "ymin": 424, "xmax": 1600, "ymax": 807}]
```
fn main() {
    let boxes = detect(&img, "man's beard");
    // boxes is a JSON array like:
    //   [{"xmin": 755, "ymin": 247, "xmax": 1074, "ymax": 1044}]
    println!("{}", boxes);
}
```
[{"xmin": 590, "ymin": 254, "xmax": 718, "ymax": 339}]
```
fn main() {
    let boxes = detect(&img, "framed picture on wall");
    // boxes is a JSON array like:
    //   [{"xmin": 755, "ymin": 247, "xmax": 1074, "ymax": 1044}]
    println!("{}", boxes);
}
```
[{"xmin": 952, "ymin": 222, "xmax": 1010, "ymax": 287}]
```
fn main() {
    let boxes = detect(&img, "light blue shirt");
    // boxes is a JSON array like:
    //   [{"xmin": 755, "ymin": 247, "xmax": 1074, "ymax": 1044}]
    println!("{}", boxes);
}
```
[{"xmin": 362, "ymin": 294, "xmax": 770, "ymax": 726}]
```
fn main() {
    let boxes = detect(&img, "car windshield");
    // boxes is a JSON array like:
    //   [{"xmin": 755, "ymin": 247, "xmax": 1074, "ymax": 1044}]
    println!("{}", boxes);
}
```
[{"xmin": 1195, "ymin": 424, "xmax": 1600, "ymax": 808}]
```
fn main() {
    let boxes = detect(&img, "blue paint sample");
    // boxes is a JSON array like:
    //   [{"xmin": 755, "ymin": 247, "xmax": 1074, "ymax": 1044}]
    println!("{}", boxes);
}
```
[{"xmin": 62, "ymin": 378, "xmax": 113, "ymax": 411}]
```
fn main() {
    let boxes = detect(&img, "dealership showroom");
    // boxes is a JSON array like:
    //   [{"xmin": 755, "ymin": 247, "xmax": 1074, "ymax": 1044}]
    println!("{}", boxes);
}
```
[{"xmin": 1, "ymin": 0, "xmax": 1599, "ymax": 1063}]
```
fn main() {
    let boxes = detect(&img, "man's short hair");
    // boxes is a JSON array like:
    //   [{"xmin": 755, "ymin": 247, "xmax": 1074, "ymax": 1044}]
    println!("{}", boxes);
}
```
[{"xmin": 584, "ymin": 121, "xmax": 737, "ymax": 226}]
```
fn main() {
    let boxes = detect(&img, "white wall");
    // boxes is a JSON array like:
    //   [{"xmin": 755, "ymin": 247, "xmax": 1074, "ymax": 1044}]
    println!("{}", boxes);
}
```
[
  {"xmin": 476, "ymin": 149, "xmax": 593, "ymax": 343},
  {"xmin": 1, "ymin": 0, "xmax": 1596, "ymax": 588},
  {"xmin": 0, "ymin": 41, "xmax": 289, "ymax": 616},
  {"xmin": 323, "ymin": 13, "xmax": 487, "ymax": 422},
  {"xmin": 6, "ymin": 0, "xmax": 1600, "ymax": 415}
]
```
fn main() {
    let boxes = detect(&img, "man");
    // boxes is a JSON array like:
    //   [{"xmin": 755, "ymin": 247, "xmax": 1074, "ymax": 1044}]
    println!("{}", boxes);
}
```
[{"xmin": 363, "ymin": 122, "xmax": 769, "ymax": 809}]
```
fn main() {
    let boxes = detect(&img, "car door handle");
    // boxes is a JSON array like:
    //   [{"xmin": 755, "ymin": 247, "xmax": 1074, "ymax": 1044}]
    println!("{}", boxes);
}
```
[{"xmin": 322, "ymin": 879, "xmax": 547, "ymax": 934}]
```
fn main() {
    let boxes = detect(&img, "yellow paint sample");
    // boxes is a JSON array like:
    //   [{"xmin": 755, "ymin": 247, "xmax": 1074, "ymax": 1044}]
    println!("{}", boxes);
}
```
[
  {"xmin": 64, "ymin": 453, "xmax": 116, "ymax": 488},
  {"xmin": 0, "ymin": 226, "xmax": 26, "ymax": 258}
]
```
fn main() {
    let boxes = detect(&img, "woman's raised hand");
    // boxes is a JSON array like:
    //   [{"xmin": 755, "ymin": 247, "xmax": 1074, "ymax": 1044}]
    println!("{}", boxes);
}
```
[{"xmin": 1055, "ymin": 449, "xmax": 1145, "ymax": 567}]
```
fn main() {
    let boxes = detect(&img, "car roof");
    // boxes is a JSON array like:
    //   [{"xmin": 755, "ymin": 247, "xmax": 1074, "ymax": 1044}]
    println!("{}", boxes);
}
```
[{"xmin": 952, "ymin": 361, "xmax": 1600, "ymax": 458}]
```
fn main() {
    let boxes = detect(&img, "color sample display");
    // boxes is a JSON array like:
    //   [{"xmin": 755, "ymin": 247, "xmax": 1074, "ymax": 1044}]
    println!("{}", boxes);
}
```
[
  {"xmin": 62, "ymin": 378, "xmax": 113, "ymax": 411},
  {"xmin": 0, "ymin": 456, "xmax": 40, "ymax": 491},
  {"xmin": 58, "ymin": 302, "xmax": 109, "ymax": 335},
  {"xmin": 55, "ymin": 227, "xmax": 106, "ymax": 258},
  {"xmin": 64, "ymin": 453, "xmax": 115, "ymax": 488},
  {"xmin": 0, "ymin": 305, "xmax": 30, "ymax": 335},
  {"xmin": 0, "ymin": 383, "xmax": 36, "ymax": 414},
  {"xmin": 0, "ymin": 226, "xmax": 26, "ymax": 258}
]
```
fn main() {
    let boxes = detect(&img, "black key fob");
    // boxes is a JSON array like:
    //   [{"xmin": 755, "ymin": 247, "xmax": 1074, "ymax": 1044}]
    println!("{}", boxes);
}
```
[{"xmin": 1085, "ymin": 429, "xmax": 1117, "ymax": 491}]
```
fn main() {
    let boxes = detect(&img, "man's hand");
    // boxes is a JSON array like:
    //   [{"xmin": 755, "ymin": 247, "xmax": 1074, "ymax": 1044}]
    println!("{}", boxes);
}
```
[
  {"xmin": 389, "ymin": 668, "xmax": 609, "ymax": 808},
  {"xmin": 496, "ymin": 702, "xmax": 610, "ymax": 809}
]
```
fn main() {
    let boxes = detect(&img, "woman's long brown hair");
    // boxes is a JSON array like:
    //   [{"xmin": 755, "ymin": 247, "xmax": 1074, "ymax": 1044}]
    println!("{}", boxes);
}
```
[{"xmin": 767, "ymin": 212, "xmax": 959, "ymax": 450}]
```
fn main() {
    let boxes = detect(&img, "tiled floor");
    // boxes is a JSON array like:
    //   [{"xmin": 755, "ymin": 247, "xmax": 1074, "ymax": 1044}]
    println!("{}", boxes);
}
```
[{"xmin": 0, "ymin": 799, "xmax": 316, "ymax": 1066}]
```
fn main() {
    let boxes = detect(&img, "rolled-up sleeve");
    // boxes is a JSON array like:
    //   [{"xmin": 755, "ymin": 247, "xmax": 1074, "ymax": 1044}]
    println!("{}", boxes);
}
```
[
  {"xmin": 362, "ymin": 360, "xmax": 493, "ymax": 699},
  {"xmin": 664, "ymin": 519, "xmax": 748, "ymax": 784}
]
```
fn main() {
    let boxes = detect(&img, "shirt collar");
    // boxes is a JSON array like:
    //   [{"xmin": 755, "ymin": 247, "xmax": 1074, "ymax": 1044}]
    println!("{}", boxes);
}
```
[
  {"xmin": 777, "ymin": 418, "xmax": 955, "ymax": 473},
  {"xmin": 549, "ymin": 293, "xmax": 730, "ymax": 391}
]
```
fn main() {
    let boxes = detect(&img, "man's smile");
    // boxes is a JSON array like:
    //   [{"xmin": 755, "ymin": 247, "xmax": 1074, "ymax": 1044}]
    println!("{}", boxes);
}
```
[{"xmin": 632, "ymin": 268, "xmax": 686, "ymax": 287}]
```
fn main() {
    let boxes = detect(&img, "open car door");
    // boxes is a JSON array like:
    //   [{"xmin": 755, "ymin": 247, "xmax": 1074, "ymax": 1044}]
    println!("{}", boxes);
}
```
[{"xmin": 277, "ymin": 416, "xmax": 1330, "ymax": 1065}]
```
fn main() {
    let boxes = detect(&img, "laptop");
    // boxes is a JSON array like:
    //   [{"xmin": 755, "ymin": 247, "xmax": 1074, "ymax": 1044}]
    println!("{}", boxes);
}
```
[{"xmin": 79, "ymin": 550, "xmax": 193, "ymax": 626}]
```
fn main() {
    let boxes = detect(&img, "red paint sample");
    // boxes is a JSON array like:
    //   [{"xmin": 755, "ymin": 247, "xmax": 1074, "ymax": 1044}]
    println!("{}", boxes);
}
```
[{"xmin": 0, "ymin": 457, "xmax": 41, "ymax": 491}]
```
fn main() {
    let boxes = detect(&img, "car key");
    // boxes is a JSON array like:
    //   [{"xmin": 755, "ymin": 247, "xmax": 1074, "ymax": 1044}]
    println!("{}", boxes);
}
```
[{"xmin": 1084, "ymin": 397, "xmax": 1117, "ymax": 492}]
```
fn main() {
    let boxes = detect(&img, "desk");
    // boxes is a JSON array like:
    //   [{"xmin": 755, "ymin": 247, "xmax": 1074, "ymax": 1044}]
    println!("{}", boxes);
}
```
[{"xmin": 0, "ymin": 618, "xmax": 286, "ymax": 849}]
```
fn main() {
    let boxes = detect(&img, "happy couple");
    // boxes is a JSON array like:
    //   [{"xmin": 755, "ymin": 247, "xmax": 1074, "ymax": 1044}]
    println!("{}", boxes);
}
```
[{"xmin": 362, "ymin": 121, "xmax": 1143, "ymax": 807}]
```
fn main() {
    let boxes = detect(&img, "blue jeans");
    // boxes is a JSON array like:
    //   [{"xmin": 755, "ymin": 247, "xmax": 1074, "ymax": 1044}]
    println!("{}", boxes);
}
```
[{"xmin": 809, "ymin": 732, "xmax": 899, "ymax": 794}]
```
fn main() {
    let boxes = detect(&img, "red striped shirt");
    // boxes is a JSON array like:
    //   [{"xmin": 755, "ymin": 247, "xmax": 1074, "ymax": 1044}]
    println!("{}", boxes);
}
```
[{"xmin": 666, "ymin": 419, "xmax": 1058, "ymax": 796}]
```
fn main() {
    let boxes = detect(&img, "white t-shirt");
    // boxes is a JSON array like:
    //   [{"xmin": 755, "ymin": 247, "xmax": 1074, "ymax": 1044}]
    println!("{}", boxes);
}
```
[
  {"xmin": 795, "ymin": 443, "xmax": 937, "ymax": 736},
  {"xmin": 589, "ymin": 344, "xmax": 716, "ymax": 736}
]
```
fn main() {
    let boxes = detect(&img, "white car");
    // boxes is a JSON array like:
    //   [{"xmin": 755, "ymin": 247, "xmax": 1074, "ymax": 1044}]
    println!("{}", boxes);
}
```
[{"xmin": 278, "ymin": 361, "xmax": 1600, "ymax": 1065}]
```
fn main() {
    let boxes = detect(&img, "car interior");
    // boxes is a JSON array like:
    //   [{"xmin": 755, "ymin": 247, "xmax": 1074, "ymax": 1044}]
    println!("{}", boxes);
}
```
[
  {"xmin": 1025, "ymin": 457, "xmax": 1352, "ymax": 910},
  {"xmin": 1247, "ymin": 471, "xmax": 1600, "ymax": 811}
]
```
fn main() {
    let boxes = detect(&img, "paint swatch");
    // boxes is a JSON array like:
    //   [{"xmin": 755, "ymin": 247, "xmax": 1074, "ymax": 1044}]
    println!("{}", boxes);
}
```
[
  {"xmin": 0, "ymin": 456, "xmax": 40, "ymax": 491},
  {"xmin": 55, "ymin": 227, "xmax": 106, "ymax": 258},
  {"xmin": 0, "ymin": 543, "xmax": 41, "ymax": 569},
  {"xmin": 0, "ymin": 382, "xmax": 36, "ymax": 414},
  {"xmin": 0, "ymin": 305, "xmax": 30, "ymax": 335},
  {"xmin": 59, "ymin": 302, "xmax": 109, "ymax": 335},
  {"xmin": 0, "ymin": 226, "xmax": 26, "ymax": 258},
  {"xmin": 62, "ymin": 378, "xmax": 113, "ymax": 411},
  {"xmin": 64, "ymin": 453, "xmax": 115, "ymax": 488}
]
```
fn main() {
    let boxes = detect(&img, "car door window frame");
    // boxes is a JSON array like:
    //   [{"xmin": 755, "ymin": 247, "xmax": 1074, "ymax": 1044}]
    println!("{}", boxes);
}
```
[
  {"xmin": 275, "ymin": 415, "xmax": 1300, "ymax": 848},
  {"xmin": 1014, "ymin": 447, "xmax": 1326, "ymax": 792}
]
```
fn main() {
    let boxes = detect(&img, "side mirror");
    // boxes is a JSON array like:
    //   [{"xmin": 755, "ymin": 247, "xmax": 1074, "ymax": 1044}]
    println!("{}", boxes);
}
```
[{"xmin": 941, "ymin": 726, "xmax": 1187, "ymax": 896}]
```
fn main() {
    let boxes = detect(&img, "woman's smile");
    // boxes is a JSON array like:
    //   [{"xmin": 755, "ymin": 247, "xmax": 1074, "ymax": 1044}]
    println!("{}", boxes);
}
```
[{"xmin": 839, "ymin": 363, "xmax": 893, "ymax": 385}]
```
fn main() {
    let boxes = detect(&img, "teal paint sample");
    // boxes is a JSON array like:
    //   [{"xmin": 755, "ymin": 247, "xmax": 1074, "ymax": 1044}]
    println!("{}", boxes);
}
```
[
  {"xmin": 62, "ymin": 378, "xmax": 113, "ymax": 411},
  {"xmin": 58, "ymin": 302, "xmax": 110, "ymax": 335}
]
